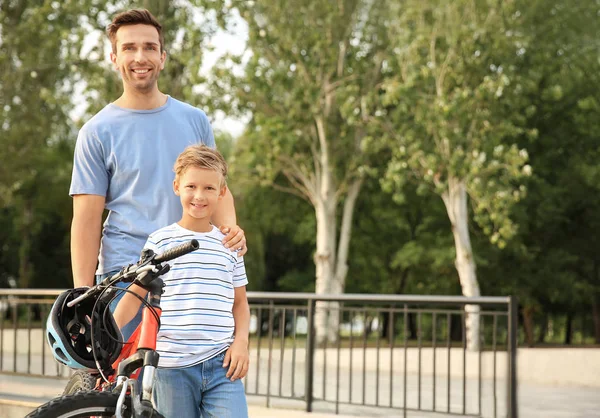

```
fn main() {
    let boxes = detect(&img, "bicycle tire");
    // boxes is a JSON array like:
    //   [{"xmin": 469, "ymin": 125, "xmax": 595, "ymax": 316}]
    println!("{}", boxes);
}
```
[
  {"xmin": 26, "ymin": 391, "xmax": 132, "ymax": 418},
  {"xmin": 63, "ymin": 371, "xmax": 98, "ymax": 395}
]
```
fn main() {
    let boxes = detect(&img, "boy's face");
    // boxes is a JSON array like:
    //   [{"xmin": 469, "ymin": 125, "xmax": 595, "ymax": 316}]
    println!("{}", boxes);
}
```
[
  {"xmin": 110, "ymin": 24, "xmax": 166, "ymax": 93},
  {"xmin": 174, "ymin": 167, "xmax": 226, "ymax": 229}
]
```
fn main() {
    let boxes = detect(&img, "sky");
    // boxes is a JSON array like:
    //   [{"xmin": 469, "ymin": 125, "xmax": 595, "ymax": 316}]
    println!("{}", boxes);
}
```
[{"xmin": 200, "ymin": 13, "xmax": 249, "ymax": 137}]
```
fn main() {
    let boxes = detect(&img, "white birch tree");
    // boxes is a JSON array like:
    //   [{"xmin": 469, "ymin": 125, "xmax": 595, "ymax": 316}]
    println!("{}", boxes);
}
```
[
  {"xmin": 375, "ymin": 0, "xmax": 534, "ymax": 349},
  {"xmin": 212, "ymin": 0, "xmax": 390, "ymax": 342}
]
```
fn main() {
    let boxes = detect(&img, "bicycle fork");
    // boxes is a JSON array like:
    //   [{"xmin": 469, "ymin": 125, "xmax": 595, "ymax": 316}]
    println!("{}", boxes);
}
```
[{"xmin": 115, "ymin": 350, "xmax": 160, "ymax": 418}]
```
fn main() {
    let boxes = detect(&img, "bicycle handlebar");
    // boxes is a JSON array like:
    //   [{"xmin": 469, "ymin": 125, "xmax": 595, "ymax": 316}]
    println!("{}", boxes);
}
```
[
  {"xmin": 67, "ymin": 239, "xmax": 199, "ymax": 308},
  {"xmin": 154, "ymin": 239, "xmax": 199, "ymax": 263}
]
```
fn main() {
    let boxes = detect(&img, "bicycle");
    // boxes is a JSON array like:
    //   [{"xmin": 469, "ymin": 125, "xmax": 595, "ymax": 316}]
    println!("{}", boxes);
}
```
[{"xmin": 26, "ymin": 239, "xmax": 200, "ymax": 418}]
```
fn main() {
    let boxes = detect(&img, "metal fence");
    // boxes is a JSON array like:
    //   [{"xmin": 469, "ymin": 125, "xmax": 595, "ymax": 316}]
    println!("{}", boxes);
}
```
[{"xmin": 0, "ymin": 290, "xmax": 518, "ymax": 418}]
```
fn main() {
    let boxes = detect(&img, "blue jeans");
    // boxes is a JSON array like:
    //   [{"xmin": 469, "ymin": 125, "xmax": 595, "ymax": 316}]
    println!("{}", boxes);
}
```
[
  {"xmin": 153, "ymin": 351, "xmax": 248, "ymax": 418},
  {"xmin": 95, "ymin": 270, "xmax": 143, "ymax": 341}
]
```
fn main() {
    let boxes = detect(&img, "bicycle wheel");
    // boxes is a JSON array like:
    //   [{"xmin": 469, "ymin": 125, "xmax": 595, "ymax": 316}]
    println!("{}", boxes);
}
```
[
  {"xmin": 26, "ymin": 391, "xmax": 131, "ymax": 418},
  {"xmin": 63, "ymin": 371, "xmax": 98, "ymax": 395}
]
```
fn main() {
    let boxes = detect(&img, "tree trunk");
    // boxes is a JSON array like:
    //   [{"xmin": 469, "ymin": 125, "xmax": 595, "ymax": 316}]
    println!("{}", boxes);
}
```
[
  {"xmin": 382, "ymin": 268, "xmax": 409, "ymax": 342},
  {"xmin": 311, "ymin": 110, "xmax": 363, "ymax": 344},
  {"xmin": 364, "ymin": 315, "xmax": 373, "ymax": 337},
  {"xmin": 314, "ymin": 197, "xmax": 337, "ymax": 345},
  {"xmin": 313, "ymin": 183, "xmax": 363, "ymax": 343},
  {"xmin": 441, "ymin": 178, "xmax": 481, "ymax": 351},
  {"xmin": 408, "ymin": 313, "xmax": 418, "ymax": 339},
  {"xmin": 592, "ymin": 261, "xmax": 600, "ymax": 344},
  {"xmin": 18, "ymin": 200, "xmax": 33, "ymax": 288},
  {"xmin": 592, "ymin": 294, "xmax": 600, "ymax": 344},
  {"xmin": 326, "ymin": 179, "xmax": 362, "ymax": 343},
  {"xmin": 537, "ymin": 312, "xmax": 548, "ymax": 344},
  {"xmin": 564, "ymin": 313, "xmax": 573, "ymax": 345},
  {"xmin": 522, "ymin": 305, "xmax": 535, "ymax": 347},
  {"xmin": 449, "ymin": 314, "xmax": 463, "ymax": 342},
  {"xmin": 313, "ymin": 113, "xmax": 337, "ymax": 345}
]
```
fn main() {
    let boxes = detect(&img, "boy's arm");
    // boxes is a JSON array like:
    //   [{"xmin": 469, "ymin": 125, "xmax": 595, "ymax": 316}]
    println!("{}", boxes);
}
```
[
  {"xmin": 71, "ymin": 194, "xmax": 105, "ymax": 287},
  {"xmin": 113, "ymin": 284, "xmax": 148, "ymax": 329},
  {"xmin": 212, "ymin": 187, "xmax": 248, "ymax": 256},
  {"xmin": 224, "ymin": 285, "xmax": 250, "ymax": 381},
  {"xmin": 232, "ymin": 286, "xmax": 250, "ymax": 342},
  {"xmin": 113, "ymin": 238, "xmax": 156, "ymax": 329}
]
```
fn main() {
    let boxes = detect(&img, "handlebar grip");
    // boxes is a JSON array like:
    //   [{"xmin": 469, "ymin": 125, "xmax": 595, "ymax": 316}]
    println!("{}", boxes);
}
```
[{"xmin": 153, "ymin": 239, "xmax": 199, "ymax": 264}]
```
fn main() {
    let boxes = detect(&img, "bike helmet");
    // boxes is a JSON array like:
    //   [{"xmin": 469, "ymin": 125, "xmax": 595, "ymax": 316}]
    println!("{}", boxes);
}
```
[{"xmin": 46, "ymin": 287, "xmax": 122, "ymax": 372}]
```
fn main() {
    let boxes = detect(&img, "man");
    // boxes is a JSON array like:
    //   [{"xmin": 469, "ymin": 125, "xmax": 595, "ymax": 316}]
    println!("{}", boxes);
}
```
[{"xmin": 70, "ymin": 8, "xmax": 246, "ymax": 292}]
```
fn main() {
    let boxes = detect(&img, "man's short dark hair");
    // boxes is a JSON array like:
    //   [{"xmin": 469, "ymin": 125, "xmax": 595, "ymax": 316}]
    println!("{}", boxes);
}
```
[{"xmin": 106, "ymin": 9, "xmax": 164, "ymax": 53}]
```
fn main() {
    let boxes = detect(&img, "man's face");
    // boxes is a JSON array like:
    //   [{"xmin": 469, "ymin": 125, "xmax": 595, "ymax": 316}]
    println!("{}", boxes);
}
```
[{"xmin": 110, "ymin": 24, "xmax": 166, "ymax": 93}]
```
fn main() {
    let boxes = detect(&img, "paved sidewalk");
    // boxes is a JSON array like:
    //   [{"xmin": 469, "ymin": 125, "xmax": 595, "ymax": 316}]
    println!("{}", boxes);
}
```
[
  {"xmin": 2, "ymin": 373, "xmax": 600, "ymax": 418},
  {"xmin": 0, "ymin": 375, "xmax": 460, "ymax": 418},
  {"xmin": 0, "ymin": 375, "xmax": 360, "ymax": 418},
  {"xmin": 2, "ymin": 400, "xmax": 358, "ymax": 418},
  {"xmin": 1, "ymin": 400, "xmax": 358, "ymax": 418}
]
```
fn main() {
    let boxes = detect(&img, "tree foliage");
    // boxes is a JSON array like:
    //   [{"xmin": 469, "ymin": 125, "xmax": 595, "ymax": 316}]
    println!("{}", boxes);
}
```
[
  {"xmin": 377, "ymin": 0, "xmax": 534, "ymax": 248},
  {"xmin": 0, "ymin": 1, "xmax": 92, "ymax": 287},
  {"xmin": 0, "ymin": 0, "xmax": 599, "ymax": 345}
]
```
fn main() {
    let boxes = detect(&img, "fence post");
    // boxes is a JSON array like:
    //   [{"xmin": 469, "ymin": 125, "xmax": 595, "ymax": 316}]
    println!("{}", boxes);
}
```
[
  {"xmin": 508, "ymin": 296, "xmax": 519, "ymax": 418},
  {"xmin": 305, "ymin": 298, "xmax": 316, "ymax": 412}
]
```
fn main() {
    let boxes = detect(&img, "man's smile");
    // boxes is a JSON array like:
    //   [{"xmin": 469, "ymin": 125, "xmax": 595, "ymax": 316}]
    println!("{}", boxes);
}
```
[{"xmin": 131, "ymin": 68, "xmax": 151, "ymax": 74}]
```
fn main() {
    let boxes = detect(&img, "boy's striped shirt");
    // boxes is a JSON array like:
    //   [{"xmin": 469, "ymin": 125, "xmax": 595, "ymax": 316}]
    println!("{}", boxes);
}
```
[{"xmin": 144, "ymin": 223, "xmax": 248, "ymax": 368}]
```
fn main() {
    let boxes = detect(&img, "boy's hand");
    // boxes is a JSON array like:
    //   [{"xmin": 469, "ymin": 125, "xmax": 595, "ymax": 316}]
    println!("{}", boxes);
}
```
[
  {"xmin": 223, "ymin": 339, "xmax": 249, "ymax": 381},
  {"xmin": 220, "ymin": 225, "xmax": 247, "ymax": 256}
]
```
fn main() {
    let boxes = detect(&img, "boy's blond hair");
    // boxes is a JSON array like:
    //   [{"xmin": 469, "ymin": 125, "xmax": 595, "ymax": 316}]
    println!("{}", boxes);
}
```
[{"xmin": 173, "ymin": 145, "xmax": 228, "ymax": 187}]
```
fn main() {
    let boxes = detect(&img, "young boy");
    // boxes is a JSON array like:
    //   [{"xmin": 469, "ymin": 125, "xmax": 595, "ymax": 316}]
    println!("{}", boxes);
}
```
[{"xmin": 114, "ymin": 145, "xmax": 250, "ymax": 418}]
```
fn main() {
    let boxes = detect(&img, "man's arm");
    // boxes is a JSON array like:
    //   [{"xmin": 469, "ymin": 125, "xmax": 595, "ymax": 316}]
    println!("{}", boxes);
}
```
[
  {"xmin": 71, "ymin": 194, "xmax": 105, "ymax": 287},
  {"xmin": 212, "ymin": 186, "xmax": 236, "ymax": 227},
  {"xmin": 212, "ymin": 186, "xmax": 247, "ymax": 256},
  {"xmin": 224, "ymin": 285, "xmax": 250, "ymax": 381}
]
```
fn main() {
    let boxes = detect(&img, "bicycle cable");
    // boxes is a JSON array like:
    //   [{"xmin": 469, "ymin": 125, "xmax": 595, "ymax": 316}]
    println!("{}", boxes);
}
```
[
  {"xmin": 89, "ymin": 280, "xmax": 162, "ymax": 384},
  {"xmin": 100, "ymin": 287, "xmax": 161, "ymax": 345}
]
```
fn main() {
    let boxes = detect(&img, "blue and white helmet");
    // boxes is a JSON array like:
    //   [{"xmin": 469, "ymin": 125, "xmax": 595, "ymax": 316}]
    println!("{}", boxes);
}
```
[{"xmin": 46, "ymin": 287, "xmax": 122, "ymax": 372}]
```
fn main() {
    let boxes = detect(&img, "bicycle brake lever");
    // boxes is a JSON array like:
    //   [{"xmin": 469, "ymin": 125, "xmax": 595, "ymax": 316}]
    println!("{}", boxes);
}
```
[
  {"xmin": 66, "ymin": 288, "xmax": 94, "ymax": 308},
  {"xmin": 137, "ymin": 264, "xmax": 169, "ymax": 287}
]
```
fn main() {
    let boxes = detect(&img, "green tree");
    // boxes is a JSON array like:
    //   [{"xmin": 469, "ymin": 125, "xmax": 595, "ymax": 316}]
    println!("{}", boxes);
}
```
[
  {"xmin": 0, "ymin": 1, "xmax": 91, "ymax": 287},
  {"xmin": 212, "ymin": 0, "xmax": 391, "ymax": 342},
  {"xmin": 498, "ymin": 0, "xmax": 600, "ymax": 344},
  {"xmin": 377, "ymin": 0, "xmax": 535, "ymax": 349}
]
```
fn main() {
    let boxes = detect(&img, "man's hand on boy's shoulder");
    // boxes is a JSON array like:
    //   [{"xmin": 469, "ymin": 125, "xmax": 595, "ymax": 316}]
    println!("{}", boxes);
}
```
[
  {"xmin": 220, "ymin": 225, "xmax": 248, "ymax": 256},
  {"xmin": 223, "ymin": 338, "xmax": 249, "ymax": 381}
]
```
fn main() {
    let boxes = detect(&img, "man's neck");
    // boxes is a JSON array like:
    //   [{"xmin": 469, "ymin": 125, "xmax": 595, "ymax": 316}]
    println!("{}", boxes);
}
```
[{"xmin": 114, "ymin": 87, "xmax": 167, "ymax": 110}]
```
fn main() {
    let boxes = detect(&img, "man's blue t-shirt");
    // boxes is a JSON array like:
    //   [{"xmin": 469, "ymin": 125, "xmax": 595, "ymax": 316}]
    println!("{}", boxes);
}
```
[{"xmin": 69, "ymin": 96, "xmax": 215, "ymax": 274}]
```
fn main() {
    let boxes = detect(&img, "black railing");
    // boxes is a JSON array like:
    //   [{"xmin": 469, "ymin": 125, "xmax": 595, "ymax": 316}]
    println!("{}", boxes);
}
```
[{"xmin": 0, "ymin": 290, "xmax": 518, "ymax": 418}]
